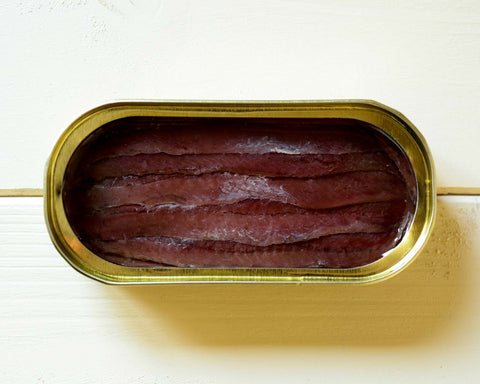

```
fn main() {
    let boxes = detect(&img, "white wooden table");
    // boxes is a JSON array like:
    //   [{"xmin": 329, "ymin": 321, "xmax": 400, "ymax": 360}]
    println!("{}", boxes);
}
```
[{"xmin": 1, "ymin": 1, "xmax": 480, "ymax": 382}]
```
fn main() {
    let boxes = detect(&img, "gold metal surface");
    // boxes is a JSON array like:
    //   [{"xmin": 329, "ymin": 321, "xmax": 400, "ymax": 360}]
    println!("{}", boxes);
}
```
[{"xmin": 44, "ymin": 100, "xmax": 436, "ymax": 284}]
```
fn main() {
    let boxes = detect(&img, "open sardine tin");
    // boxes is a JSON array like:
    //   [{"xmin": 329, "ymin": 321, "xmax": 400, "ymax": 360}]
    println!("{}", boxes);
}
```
[{"xmin": 44, "ymin": 101, "xmax": 435, "ymax": 284}]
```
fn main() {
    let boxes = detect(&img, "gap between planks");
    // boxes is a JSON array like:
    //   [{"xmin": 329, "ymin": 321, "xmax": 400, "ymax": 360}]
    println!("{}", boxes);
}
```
[
  {"xmin": 0, "ymin": 187, "xmax": 480, "ymax": 198},
  {"xmin": 436, "ymin": 187, "xmax": 480, "ymax": 196},
  {"xmin": 0, "ymin": 189, "xmax": 44, "ymax": 197}
]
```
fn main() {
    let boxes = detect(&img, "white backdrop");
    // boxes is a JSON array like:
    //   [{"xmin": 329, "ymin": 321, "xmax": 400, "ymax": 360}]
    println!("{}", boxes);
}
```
[
  {"xmin": 1, "ymin": 0, "xmax": 479, "ymax": 188},
  {"xmin": 2, "ymin": 1, "xmax": 480, "ymax": 383}
]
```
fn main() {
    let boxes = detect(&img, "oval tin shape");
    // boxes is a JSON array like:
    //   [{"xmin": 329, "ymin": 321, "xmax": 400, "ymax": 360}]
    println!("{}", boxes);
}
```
[{"xmin": 44, "ymin": 100, "xmax": 435, "ymax": 284}]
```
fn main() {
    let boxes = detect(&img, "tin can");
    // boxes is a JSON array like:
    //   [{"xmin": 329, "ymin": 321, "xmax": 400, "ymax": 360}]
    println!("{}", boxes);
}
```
[{"xmin": 44, "ymin": 100, "xmax": 435, "ymax": 284}]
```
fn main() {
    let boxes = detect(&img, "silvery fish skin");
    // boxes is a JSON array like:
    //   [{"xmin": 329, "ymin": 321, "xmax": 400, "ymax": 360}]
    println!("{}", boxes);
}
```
[{"xmin": 63, "ymin": 117, "xmax": 416, "ymax": 268}]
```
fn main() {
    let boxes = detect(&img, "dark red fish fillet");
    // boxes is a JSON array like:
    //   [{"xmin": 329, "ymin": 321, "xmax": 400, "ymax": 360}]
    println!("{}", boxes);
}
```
[
  {"xmin": 89, "ymin": 120, "xmax": 382, "ymax": 161},
  {"xmin": 375, "ymin": 134, "xmax": 418, "ymax": 202},
  {"xmin": 89, "ymin": 231, "xmax": 400, "ymax": 268},
  {"xmin": 99, "ymin": 253, "xmax": 166, "ymax": 268},
  {"xmin": 83, "ymin": 151, "xmax": 396, "ymax": 181},
  {"xmin": 63, "ymin": 117, "xmax": 417, "ymax": 269},
  {"xmin": 74, "ymin": 200, "xmax": 407, "ymax": 246},
  {"xmin": 81, "ymin": 171, "xmax": 407, "ymax": 211}
]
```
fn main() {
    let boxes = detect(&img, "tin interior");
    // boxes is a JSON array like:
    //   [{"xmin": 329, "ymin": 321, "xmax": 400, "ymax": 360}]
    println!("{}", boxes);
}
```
[{"xmin": 44, "ymin": 101, "xmax": 435, "ymax": 284}]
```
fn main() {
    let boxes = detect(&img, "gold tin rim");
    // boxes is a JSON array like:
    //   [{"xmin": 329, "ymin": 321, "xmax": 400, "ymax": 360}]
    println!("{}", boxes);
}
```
[{"xmin": 44, "ymin": 100, "xmax": 436, "ymax": 284}]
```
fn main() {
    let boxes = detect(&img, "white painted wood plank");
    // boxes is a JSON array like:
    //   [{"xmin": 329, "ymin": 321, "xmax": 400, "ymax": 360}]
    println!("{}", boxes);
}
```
[
  {"xmin": 1, "ymin": 1, "xmax": 479, "ymax": 189},
  {"xmin": 0, "ymin": 196, "xmax": 480, "ymax": 383}
]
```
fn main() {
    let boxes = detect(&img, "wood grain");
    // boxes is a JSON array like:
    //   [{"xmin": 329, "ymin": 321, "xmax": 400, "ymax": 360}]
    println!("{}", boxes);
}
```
[{"xmin": 1, "ymin": 196, "xmax": 479, "ymax": 382}]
